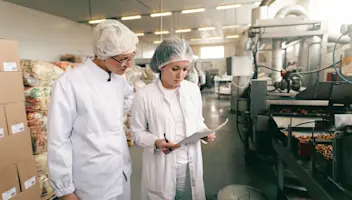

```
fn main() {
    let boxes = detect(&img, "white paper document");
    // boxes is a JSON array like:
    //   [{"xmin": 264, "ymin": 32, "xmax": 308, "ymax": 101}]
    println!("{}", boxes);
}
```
[{"xmin": 178, "ymin": 118, "xmax": 228, "ymax": 145}]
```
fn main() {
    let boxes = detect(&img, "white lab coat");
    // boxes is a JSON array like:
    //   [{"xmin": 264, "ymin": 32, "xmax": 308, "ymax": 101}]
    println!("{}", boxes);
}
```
[
  {"xmin": 131, "ymin": 79, "xmax": 207, "ymax": 200},
  {"xmin": 47, "ymin": 59, "xmax": 133, "ymax": 200}
]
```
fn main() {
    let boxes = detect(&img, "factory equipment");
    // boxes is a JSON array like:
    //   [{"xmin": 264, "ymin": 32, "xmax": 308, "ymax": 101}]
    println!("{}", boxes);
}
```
[
  {"xmin": 245, "ymin": 81, "xmax": 352, "ymax": 199},
  {"xmin": 233, "ymin": 2, "xmax": 352, "ymax": 198}
]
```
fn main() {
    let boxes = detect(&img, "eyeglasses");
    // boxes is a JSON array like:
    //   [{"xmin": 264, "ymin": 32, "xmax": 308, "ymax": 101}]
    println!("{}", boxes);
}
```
[{"xmin": 110, "ymin": 52, "xmax": 136, "ymax": 66}]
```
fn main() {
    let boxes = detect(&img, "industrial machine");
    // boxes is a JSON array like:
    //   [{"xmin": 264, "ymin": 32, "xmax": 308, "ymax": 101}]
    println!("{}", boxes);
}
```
[
  {"xmin": 232, "ymin": 2, "xmax": 352, "ymax": 199},
  {"xmin": 245, "ymin": 81, "xmax": 352, "ymax": 199}
]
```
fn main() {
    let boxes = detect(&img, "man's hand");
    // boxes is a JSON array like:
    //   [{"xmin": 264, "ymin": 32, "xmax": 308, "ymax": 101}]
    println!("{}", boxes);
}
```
[
  {"xmin": 61, "ymin": 193, "xmax": 79, "ymax": 200},
  {"xmin": 155, "ymin": 139, "xmax": 180, "ymax": 154},
  {"xmin": 202, "ymin": 133, "xmax": 216, "ymax": 143}
]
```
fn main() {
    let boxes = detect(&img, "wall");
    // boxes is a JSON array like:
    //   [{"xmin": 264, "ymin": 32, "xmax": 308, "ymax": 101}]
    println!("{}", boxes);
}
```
[
  {"xmin": 190, "ymin": 43, "xmax": 236, "ymax": 75},
  {"xmin": 0, "ymin": 0, "xmax": 93, "ymax": 62}
]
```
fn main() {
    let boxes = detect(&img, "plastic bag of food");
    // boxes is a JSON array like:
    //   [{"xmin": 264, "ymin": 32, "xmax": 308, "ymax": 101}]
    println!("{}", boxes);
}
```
[
  {"xmin": 27, "ymin": 112, "xmax": 48, "ymax": 129},
  {"xmin": 24, "ymin": 87, "xmax": 52, "ymax": 111},
  {"xmin": 34, "ymin": 152, "xmax": 48, "ymax": 175},
  {"xmin": 125, "ymin": 65, "xmax": 143, "ymax": 85},
  {"xmin": 21, "ymin": 60, "xmax": 64, "ymax": 87},
  {"xmin": 52, "ymin": 61, "xmax": 76, "ymax": 71},
  {"xmin": 141, "ymin": 65, "xmax": 156, "ymax": 84},
  {"xmin": 31, "ymin": 131, "xmax": 47, "ymax": 155}
]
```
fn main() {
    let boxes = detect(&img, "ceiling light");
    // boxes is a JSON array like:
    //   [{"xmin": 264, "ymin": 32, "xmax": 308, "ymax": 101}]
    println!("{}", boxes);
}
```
[
  {"xmin": 254, "ymin": 2, "xmax": 261, "ymax": 6},
  {"xmin": 88, "ymin": 19, "xmax": 106, "ymax": 24},
  {"xmin": 121, "ymin": 15, "xmax": 142, "ymax": 20},
  {"xmin": 135, "ymin": 33, "xmax": 145, "ymax": 36},
  {"xmin": 226, "ymin": 35, "xmax": 239, "ymax": 39},
  {"xmin": 222, "ymin": 25, "xmax": 239, "ymax": 29},
  {"xmin": 216, "ymin": 4, "xmax": 241, "ymax": 10},
  {"xmin": 150, "ymin": 12, "xmax": 172, "ymax": 17},
  {"xmin": 175, "ymin": 29, "xmax": 192, "ymax": 33},
  {"xmin": 198, "ymin": 27, "xmax": 215, "ymax": 31},
  {"xmin": 154, "ymin": 31, "xmax": 170, "ymax": 35},
  {"xmin": 248, "ymin": 24, "xmax": 252, "ymax": 27},
  {"xmin": 181, "ymin": 8, "xmax": 205, "ymax": 14},
  {"xmin": 190, "ymin": 38, "xmax": 202, "ymax": 41},
  {"xmin": 153, "ymin": 41, "xmax": 162, "ymax": 44},
  {"xmin": 208, "ymin": 37, "xmax": 221, "ymax": 40}
]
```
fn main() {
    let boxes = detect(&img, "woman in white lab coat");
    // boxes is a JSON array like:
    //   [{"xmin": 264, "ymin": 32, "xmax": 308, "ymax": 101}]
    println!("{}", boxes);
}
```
[
  {"xmin": 131, "ymin": 37, "xmax": 216, "ymax": 200},
  {"xmin": 47, "ymin": 20, "xmax": 138, "ymax": 200}
]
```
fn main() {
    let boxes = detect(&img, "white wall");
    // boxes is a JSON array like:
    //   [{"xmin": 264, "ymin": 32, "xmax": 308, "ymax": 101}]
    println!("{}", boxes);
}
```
[{"xmin": 0, "ymin": 0, "xmax": 93, "ymax": 62}]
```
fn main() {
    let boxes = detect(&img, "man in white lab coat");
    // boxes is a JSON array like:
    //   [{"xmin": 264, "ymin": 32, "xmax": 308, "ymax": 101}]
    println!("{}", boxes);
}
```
[{"xmin": 47, "ymin": 20, "xmax": 138, "ymax": 200}]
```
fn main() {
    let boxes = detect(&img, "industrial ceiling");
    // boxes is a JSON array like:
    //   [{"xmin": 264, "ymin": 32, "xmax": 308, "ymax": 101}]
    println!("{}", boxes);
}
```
[{"xmin": 4, "ymin": 0, "xmax": 260, "ymax": 44}]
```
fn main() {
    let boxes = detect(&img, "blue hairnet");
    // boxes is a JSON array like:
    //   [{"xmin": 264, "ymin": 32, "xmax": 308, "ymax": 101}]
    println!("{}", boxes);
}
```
[{"xmin": 150, "ymin": 37, "xmax": 193, "ymax": 73}]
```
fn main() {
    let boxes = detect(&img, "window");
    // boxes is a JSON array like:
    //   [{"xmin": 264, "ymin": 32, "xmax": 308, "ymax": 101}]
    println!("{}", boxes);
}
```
[{"xmin": 200, "ymin": 46, "xmax": 224, "ymax": 59}]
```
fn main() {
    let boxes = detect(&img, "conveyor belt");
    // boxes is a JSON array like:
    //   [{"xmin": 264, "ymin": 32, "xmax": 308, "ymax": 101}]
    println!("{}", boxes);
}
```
[{"xmin": 274, "ymin": 140, "xmax": 352, "ymax": 200}]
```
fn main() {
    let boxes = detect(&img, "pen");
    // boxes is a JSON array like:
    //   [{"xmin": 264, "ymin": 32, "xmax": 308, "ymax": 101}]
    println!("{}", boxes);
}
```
[{"xmin": 164, "ymin": 133, "xmax": 173, "ymax": 152}]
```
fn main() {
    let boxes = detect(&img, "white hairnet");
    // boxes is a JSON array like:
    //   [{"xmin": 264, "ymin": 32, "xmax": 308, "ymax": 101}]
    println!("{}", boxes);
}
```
[
  {"xmin": 150, "ymin": 37, "xmax": 193, "ymax": 73},
  {"xmin": 93, "ymin": 19, "xmax": 139, "ymax": 60}
]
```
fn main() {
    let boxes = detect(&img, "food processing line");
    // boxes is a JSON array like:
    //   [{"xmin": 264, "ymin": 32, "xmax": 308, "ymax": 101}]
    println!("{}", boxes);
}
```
[
  {"xmin": 243, "ymin": 81, "xmax": 352, "ymax": 200},
  {"xmin": 232, "ymin": 2, "xmax": 352, "ymax": 199}
]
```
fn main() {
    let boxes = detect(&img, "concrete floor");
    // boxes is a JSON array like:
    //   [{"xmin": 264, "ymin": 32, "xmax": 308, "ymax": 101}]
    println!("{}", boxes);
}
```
[{"xmin": 129, "ymin": 91, "xmax": 277, "ymax": 200}]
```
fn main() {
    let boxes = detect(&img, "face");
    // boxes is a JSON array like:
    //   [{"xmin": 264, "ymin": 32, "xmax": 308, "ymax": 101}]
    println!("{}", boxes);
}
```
[
  {"xmin": 160, "ymin": 61, "xmax": 190, "ymax": 89},
  {"xmin": 104, "ymin": 52, "xmax": 136, "ymax": 75}
]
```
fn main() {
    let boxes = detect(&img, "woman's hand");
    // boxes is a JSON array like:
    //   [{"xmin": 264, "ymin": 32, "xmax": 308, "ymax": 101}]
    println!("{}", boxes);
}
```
[
  {"xmin": 61, "ymin": 193, "xmax": 79, "ymax": 200},
  {"xmin": 202, "ymin": 133, "xmax": 216, "ymax": 143},
  {"xmin": 155, "ymin": 139, "xmax": 180, "ymax": 154}
]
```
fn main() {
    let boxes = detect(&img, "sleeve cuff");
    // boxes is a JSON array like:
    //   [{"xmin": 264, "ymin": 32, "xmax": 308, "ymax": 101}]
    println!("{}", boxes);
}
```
[
  {"xmin": 142, "ymin": 134, "xmax": 158, "ymax": 154},
  {"xmin": 55, "ymin": 184, "xmax": 75, "ymax": 197}
]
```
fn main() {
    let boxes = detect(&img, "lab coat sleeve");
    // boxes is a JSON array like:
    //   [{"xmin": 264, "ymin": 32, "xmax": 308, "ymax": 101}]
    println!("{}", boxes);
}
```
[
  {"xmin": 47, "ymin": 79, "xmax": 77, "ymax": 197},
  {"xmin": 131, "ymin": 92, "xmax": 158, "ymax": 153},
  {"xmin": 123, "ymin": 79, "xmax": 134, "ymax": 115}
]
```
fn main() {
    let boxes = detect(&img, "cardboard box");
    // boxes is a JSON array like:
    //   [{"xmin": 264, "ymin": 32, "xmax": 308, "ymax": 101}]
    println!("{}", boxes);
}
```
[
  {"xmin": 0, "ymin": 165, "xmax": 20, "ymax": 200},
  {"xmin": 0, "ymin": 106, "xmax": 8, "ymax": 140},
  {"xmin": 4, "ymin": 102, "xmax": 27, "ymax": 135},
  {"xmin": 0, "ymin": 39, "xmax": 20, "ymax": 72},
  {"xmin": 12, "ymin": 183, "xmax": 40, "ymax": 200},
  {"xmin": 0, "ymin": 72, "xmax": 25, "ymax": 105},
  {"xmin": 0, "ymin": 132, "xmax": 32, "ymax": 171},
  {"xmin": 17, "ymin": 158, "xmax": 38, "ymax": 192}
]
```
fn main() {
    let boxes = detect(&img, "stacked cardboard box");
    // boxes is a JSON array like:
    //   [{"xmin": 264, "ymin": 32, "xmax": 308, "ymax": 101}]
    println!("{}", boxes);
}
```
[{"xmin": 0, "ymin": 39, "xmax": 41, "ymax": 200}]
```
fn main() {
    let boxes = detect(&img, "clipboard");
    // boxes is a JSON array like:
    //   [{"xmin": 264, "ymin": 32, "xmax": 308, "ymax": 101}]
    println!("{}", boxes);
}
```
[{"xmin": 177, "ymin": 118, "xmax": 228, "ymax": 145}]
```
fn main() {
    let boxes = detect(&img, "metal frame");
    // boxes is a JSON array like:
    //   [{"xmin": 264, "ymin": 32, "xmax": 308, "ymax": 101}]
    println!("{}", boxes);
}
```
[{"xmin": 274, "ymin": 140, "xmax": 351, "ymax": 200}]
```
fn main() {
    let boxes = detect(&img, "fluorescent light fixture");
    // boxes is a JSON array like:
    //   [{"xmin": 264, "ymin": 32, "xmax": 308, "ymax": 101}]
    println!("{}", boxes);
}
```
[
  {"xmin": 190, "ymin": 38, "xmax": 202, "ymax": 41},
  {"xmin": 181, "ymin": 8, "xmax": 205, "ymax": 14},
  {"xmin": 175, "ymin": 29, "xmax": 192, "ymax": 33},
  {"xmin": 216, "ymin": 4, "xmax": 241, "ymax": 10},
  {"xmin": 154, "ymin": 31, "xmax": 170, "ymax": 35},
  {"xmin": 121, "ymin": 15, "xmax": 142, "ymax": 20},
  {"xmin": 222, "ymin": 25, "xmax": 239, "ymax": 29},
  {"xmin": 198, "ymin": 27, "xmax": 215, "ymax": 31},
  {"xmin": 208, "ymin": 37, "xmax": 221, "ymax": 40},
  {"xmin": 153, "ymin": 41, "xmax": 162, "ymax": 44},
  {"xmin": 254, "ymin": 2, "xmax": 261, "ymax": 6},
  {"xmin": 150, "ymin": 12, "xmax": 172, "ymax": 17},
  {"xmin": 88, "ymin": 19, "xmax": 106, "ymax": 24},
  {"xmin": 135, "ymin": 33, "xmax": 145, "ymax": 36},
  {"xmin": 226, "ymin": 35, "xmax": 239, "ymax": 39}
]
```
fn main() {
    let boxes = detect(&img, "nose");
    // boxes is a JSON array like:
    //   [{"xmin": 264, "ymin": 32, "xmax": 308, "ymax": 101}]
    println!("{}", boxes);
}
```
[
  {"xmin": 125, "ymin": 59, "xmax": 133, "ymax": 68},
  {"xmin": 176, "ymin": 70, "xmax": 182, "ymax": 78}
]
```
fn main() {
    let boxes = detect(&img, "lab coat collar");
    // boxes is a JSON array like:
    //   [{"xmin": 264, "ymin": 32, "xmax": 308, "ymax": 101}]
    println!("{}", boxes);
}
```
[
  {"xmin": 156, "ymin": 78, "xmax": 185, "ymax": 95},
  {"xmin": 86, "ymin": 59, "xmax": 112, "ymax": 81}
]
